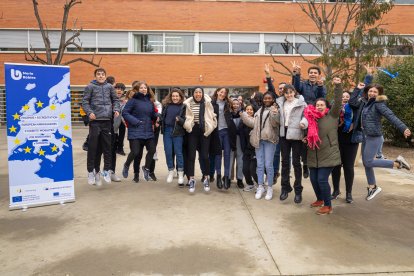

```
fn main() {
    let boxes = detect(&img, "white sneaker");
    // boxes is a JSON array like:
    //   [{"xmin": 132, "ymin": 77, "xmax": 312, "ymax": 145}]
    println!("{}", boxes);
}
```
[
  {"xmin": 102, "ymin": 170, "xmax": 111, "ymax": 184},
  {"xmin": 188, "ymin": 179, "xmax": 196, "ymax": 193},
  {"xmin": 243, "ymin": 184, "xmax": 255, "ymax": 192},
  {"xmin": 110, "ymin": 170, "xmax": 121, "ymax": 182},
  {"xmin": 95, "ymin": 172, "xmax": 102, "ymax": 186},
  {"xmin": 203, "ymin": 177, "xmax": 210, "ymax": 192},
  {"xmin": 153, "ymin": 152, "xmax": 158, "ymax": 161},
  {"xmin": 167, "ymin": 170, "xmax": 174, "ymax": 183},
  {"xmin": 255, "ymin": 185, "xmax": 265, "ymax": 200},
  {"xmin": 178, "ymin": 171, "xmax": 184, "ymax": 184},
  {"xmin": 265, "ymin": 187, "xmax": 273, "ymax": 200},
  {"xmin": 88, "ymin": 172, "xmax": 95, "ymax": 185},
  {"xmin": 396, "ymin": 155, "xmax": 411, "ymax": 170}
]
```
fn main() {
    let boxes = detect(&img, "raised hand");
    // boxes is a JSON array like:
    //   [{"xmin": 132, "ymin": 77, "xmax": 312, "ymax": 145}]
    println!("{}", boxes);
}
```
[
  {"xmin": 264, "ymin": 64, "xmax": 270, "ymax": 76},
  {"xmin": 291, "ymin": 61, "xmax": 302, "ymax": 75},
  {"xmin": 333, "ymin": 77, "xmax": 342, "ymax": 85},
  {"xmin": 404, "ymin": 128, "xmax": 411, "ymax": 138},
  {"xmin": 270, "ymin": 104, "xmax": 278, "ymax": 114},
  {"xmin": 317, "ymin": 76, "xmax": 325, "ymax": 87},
  {"xmin": 364, "ymin": 64, "xmax": 375, "ymax": 75},
  {"xmin": 251, "ymin": 91, "xmax": 256, "ymax": 99},
  {"xmin": 357, "ymin": 82, "xmax": 365, "ymax": 90}
]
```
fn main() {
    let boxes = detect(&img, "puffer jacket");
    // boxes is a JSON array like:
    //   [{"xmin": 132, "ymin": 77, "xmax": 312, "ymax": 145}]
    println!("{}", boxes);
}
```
[
  {"xmin": 122, "ymin": 92, "xmax": 156, "ymax": 140},
  {"xmin": 240, "ymin": 106, "xmax": 280, "ymax": 148},
  {"xmin": 293, "ymin": 74, "xmax": 326, "ymax": 104},
  {"xmin": 182, "ymin": 94, "xmax": 217, "ymax": 137},
  {"xmin": 307, "ymin": 84, "xmax": 342, "ymax": 168},
  {"xmin": 82, "ymin": 80, "xmax": 120, "ymax": 120},
  {"xmin": 276, "ymin": 95, "xmax": 308, "ymax": 140}
]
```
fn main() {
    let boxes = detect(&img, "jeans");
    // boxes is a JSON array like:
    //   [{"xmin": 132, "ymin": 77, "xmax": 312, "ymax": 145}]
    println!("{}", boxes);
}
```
[
  {"xmin": 163, "ymin": 126, "xmax": 184, "ymax": 171},
  {"xmin": 362, "ymin": 135, "xmax": 393, "ymax": 185},
  {"xmin": 376, "ymin": 135, "xmax": 384, "ymax": 158},
  {"xmin": 256, "ymin": 140, "xmax": 277, "ymax": 186},
  {"xmin": 215, "ymin": 128, "xmax": 231, "ymax": 177},
  {"xmin": 309, "ymin": 167, "xmax": 334, "ymax": 207}
]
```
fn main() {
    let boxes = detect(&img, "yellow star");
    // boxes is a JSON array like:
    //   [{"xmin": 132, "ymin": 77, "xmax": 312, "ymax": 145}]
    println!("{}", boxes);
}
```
[
  {"xmin": 13, "ymin": 113, "xmax": 20, "ymax": 120},
  {"xmin": 50, "ymin": 104, "xmax": 56, "ymax": 110},
  {"xmin": 51, "ymin": 145, "xmax": 58, "ymax": 152},
  {"xmin": 23, "ymin": 105, "xmax": 30, "ymax": 111},
  {"xmin": 59, "ymin": 113, "xmax": 66, "ymax": 119},
  {"xmin": 9, "ymin": 125, "xmax": 17, "ymax": 133},
  {"xmin": 14, "ymin": 138, "xmax": 20, "ymax": 145},
  {"xmin": 24, "ymin": 146, "xmax": 32, "ymax": 153},
  {"xmin": 63, "ymin": 125, "xmax": 70, "ymax": 131},
  {"xmin": 60, "ymin": 136, "xmax": 67, "ymax": 143},
  {"xmin": 36, "ymin": 101, "xmax": 44, "ymax": 108},
  {"xmin": 38, "ymin": 148, "xmax": 45, "ymax": 156}
]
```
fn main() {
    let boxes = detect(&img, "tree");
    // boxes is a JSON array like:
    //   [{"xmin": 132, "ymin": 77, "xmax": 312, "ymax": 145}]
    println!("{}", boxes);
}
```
[
  {"xmin": 24, "ymin": 0, "xmax": 101, "ymax": 67},
  {"xmin": 270, "ymin": 0, "xmax": 412, "ymax": 93}
]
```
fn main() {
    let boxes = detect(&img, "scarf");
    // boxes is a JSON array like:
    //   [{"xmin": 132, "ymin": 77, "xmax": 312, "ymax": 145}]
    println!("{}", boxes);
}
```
[{"xmin": 304, "ymin": 105, "xmax": 330, "ymax": 150}]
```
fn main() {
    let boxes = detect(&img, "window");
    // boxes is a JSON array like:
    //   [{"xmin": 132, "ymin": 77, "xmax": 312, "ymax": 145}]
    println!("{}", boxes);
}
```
[
  {"xmin": 29, "ymin": 30, "xmax": 61, "ymax": 51},
  {"xmin": 199, "ymin": 33, "xmax": 229, "ymax": 54},
  {"xmin": 97, "ymin": 31, "xmax": 128, "ymax": 52},
  {"xmin": 389, "ymin": 45, "xmax": 413, "ymax": 55},
  {"xmin": 134, "ymin": 34, "xmax": 163, "ymax": 53},
  {"xmin": 165, "ymin": 34, "xmax": 194, "ymax": 53},
  {"xmin": 265, "ymin": 34, "xmax": 293, "ymax": 54},
  {"xmin": 231, "ymin": 34, "xmax": 259, "ymax": 54},
  {"xmin": 295, "ymin": 35, "xmax": 322, "ymax": 55},
  {"xmin": 67, "ymin": 31, "xmax": 97, "ymax": 52},
  {"xmin": 0, "ymin": 30, "xmax": 28, "ymax": 51}
]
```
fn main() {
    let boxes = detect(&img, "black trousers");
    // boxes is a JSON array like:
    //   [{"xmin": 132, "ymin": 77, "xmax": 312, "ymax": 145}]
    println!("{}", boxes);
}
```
[
  {"xmin": 242, "ymin": 151, "xmax": 258, "ymax": 185},
  {"xmin": 280, "ymin": 137, "xmax": 303, "ymax": 194},
  {"xmin": 332, "ymin": 142, "xmax": 359, "ymax": 194},
  {"xmin": 95, "ymin": 128, "xmax": 117, "ymax": 172},
  {"xmin": 116, "ymin": 122, "xmax": 126, "ymax": 151},
  {"xmin": 125, "ymin": 138, "xmax": 156, "ymax": 170},
  {"xmin": 186, "ymin": 124, "xmax": 211, "ymax": 177},
  {"xmin": 87, "ymin": 120, "xmax": 112, "ymax": 173},
  {"xmin": 301, "ymin": 144, "xmax": 308, "ymax": 168}
]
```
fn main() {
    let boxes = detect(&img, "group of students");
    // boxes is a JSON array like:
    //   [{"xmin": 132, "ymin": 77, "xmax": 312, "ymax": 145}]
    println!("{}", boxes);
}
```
[{"xmin": 82, "ymin": 64, "xmax": 411, "ymax": 215}]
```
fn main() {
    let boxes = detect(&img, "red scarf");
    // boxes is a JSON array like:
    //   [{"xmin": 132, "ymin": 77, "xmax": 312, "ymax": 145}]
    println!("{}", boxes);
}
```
[{"xmin": 304, "ymin": 105, "xmax": 329, "ymax": 150}]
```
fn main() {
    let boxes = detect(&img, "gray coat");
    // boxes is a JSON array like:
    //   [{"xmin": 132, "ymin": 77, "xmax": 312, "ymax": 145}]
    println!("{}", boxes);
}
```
[
  {"xmin": 82, "ymin": 80, "xmax": 120, "ymax": 120},
  {"xmin": 276, "ymin": 95, "xmax": 308, "ymax": 140}
]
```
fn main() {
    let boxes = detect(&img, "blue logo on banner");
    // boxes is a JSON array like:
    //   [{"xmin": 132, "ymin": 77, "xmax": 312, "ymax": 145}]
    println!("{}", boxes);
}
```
[
  {"xmin": 53, "ymin": 192, "xmax": 59, "ymax": 197},
  {"xmin": 12, "ymin": 196, "xmax": 23, "ymax": 203}
]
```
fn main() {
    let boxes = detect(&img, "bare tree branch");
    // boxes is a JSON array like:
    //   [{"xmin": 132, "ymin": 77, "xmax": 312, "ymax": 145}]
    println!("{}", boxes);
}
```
[
  {"xmin": 31, "ymin": 0, "xmax": 52, "ymax": 63},
  {"xmin": 269, "ymin": 54, "xmax": 293, "ymax": 76},
  {"xmin": 62, "ymin": 52, "xmax": 101, "ymax": 67},
  {"xmin": 24, "ymin": 49, "xmax": 48, "ymax": 65}
]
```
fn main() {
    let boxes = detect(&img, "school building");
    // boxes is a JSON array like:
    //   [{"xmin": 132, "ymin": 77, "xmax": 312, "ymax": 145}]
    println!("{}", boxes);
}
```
[{"xmin": 0, "ymin": 0, "xmax": 413, "ymax": 123}]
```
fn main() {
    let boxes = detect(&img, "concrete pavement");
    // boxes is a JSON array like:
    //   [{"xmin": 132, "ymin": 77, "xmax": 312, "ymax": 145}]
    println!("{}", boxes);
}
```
[{"xmin": 0, "ymin": 127, "xmax": 413, "ymax": 276}]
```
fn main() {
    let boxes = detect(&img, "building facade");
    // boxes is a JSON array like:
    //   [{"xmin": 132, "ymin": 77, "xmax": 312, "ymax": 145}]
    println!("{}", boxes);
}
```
[{"xmin": 0, "ymin": 0, "xmax": 413, "ymax": 123}]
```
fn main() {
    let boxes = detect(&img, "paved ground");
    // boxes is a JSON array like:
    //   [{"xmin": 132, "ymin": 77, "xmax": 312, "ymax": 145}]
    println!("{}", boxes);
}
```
[{"xmin": 1, "ymin": 127, "xmax": 414, "ymax": 276}]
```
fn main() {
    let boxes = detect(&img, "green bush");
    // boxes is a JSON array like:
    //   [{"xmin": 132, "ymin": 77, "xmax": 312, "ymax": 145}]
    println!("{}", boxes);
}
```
[{"xmin": 376, "ymin": 56, "xmax": 414, "ymax": 147}]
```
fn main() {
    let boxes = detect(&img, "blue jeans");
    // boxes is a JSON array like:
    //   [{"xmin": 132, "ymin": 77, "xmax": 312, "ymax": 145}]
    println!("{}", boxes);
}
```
[
  {"xmin": 256, "ymin": 140, "xmax": 276, "ymax": 186},
  {"xmin": 376, "ymin": 135, "xmax": 384, "ymax": 158},
  {"xmin": 215, "ymin": 128, "xmax": 231, "ymax": 177},
  {"xmin": 309, "ymin": 167, "xmax": 334, "ymax": 207},
  {"xmin": 163, "ymin": 127, "xmax": 184, "ymax": 171},
  {"xmin": 362, "ymin": 135, "xmax": 393, "ymax": 185}
]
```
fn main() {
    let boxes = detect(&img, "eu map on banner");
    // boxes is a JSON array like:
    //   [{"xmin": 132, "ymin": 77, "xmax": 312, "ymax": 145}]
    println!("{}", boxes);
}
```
[{"xmin": 5, "ymin": 63, "xmax": 75, "ymax": 210}]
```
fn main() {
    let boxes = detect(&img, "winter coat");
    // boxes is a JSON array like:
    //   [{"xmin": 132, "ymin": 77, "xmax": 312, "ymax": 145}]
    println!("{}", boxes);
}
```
[
  {"xmin": 161, "ymin": 104, "xmax": 186, "ymax": 137},
  {"xmin": 276, "ymin": 95, "xmax": 308, "ymax": 140},
  {"xmin": 293, "ymin": 74, "xmax": 326, "ymax": 104},
  {"xmin": 240, "ymin": 106, "xmax": 280, "ymax": 148},
  {"xmin": 122, "ymin": 92, "xmax": 156, "ymax": 140},
  {"xmin": 182, "ymin": 94, "xmax": 217, "ymax": 137},
  {"xmin": 82, "ymin": 80, "xmax": 120, "ymax": 120},
  {"xmin": 307, "ymin": 84, "xmax": 342, "ymax": 168},
  {"xmin": 212, "ymin": 100, "xmax": 237, "ymax": 151}
]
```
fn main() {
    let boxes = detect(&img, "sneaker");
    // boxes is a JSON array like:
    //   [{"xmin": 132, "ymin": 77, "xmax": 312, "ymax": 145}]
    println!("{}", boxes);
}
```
[
  {"xmin": 174, "ymin": 170, "xmax": 178, "ymax": 179},
  {"xmin": 255, "ymin": 185, "xmax": 265, "ymax": 200},
  {"xmin": 310, "ymin": 200, "xmax": 324, "ymax": 208},
  {"xmin": 95, "ymin": 171, "xmax": 102, "ymax": 186},
  {"xmin": 346, "ymin": 192, "xmax": 353, "ymax": 203},
  {"xmin": 88, "ymin": 171, "xmax": 95, "ymax": 185},
  {"xmin": 178, "ymin": 171, "xmax": 184, "ymax": 185},
  {"xmin": 153, "ymin": 152, "xmax": 158, "ymax": 161},
  {"xmin": 167, "ymin": 170, "xmax": 174, "ymax": 183},
  {"xmin": 102, "ymin": 170, "xmax": 111, "ymax": 184},
  {"xmin": 237, "ymin": 179, "xmax": 244, "ymax": 189},
  {"xmin": 396, "ymin": 155, "xmax": 411, "ymax": 170},
  {"xmin": 188, "ymin": 179, "xmax": 196, "ymax": 193},
  {"xmin": 265, "ymin": 187, "xmax": 273, "ymax": 200},
  {"xmin": 203, "ymin": 177, "xmax": 210, "ymax": 192},
  {"xmin": 142, "ymin": 166, "xmax": 150, "ymax": 181},
  {"xmin": 317, "ymin": 206, "xmax": 333, "ymax": 215},
  {"xmin": 122, "ymin": 164, "xmax": 129, "ymax": 178},
  {"xmin": 243, "ymin": 184, "xmax": 255, "ymax": 192},
  {"xmin": 149, "ymin": 172, "xmax": 157, "ymax": 181},
  {"xmin": 331, "ymin": 190, "xmax": 341, "ymax": 200},
  {"xmin": 366, "ymin": 185, "xmax": 382, "ymax": 200},
  {"xmin": 110, "ymin": 170, "xmax": 121, "ymax": 182}
]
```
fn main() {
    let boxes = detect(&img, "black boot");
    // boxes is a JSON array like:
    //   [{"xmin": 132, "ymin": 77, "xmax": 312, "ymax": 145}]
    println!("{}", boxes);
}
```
[
  {"xmin": 237, "ymin": 179, "xmax": 244, "ymax": 189},
  {"xmin": 133, "ymin": 173, "xmax": 139, "ymax": 183},
  {"xmin": 223, "ymin": 176, "xmax": 230, "ymax": 190},
  {"xmin": 294, "ymin": 193, "xmax": 302, "ymax": 204},
  {"xmin": 303, "ymin": 166, "xmax": 309, "ymax": 179},
  {"xmin": 216, "ymin": 174, "xmax": 223, "ymax": 189},
  {"xmin": 346, "ymin": 193, "xmax": 353, "ymax": 203}
]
